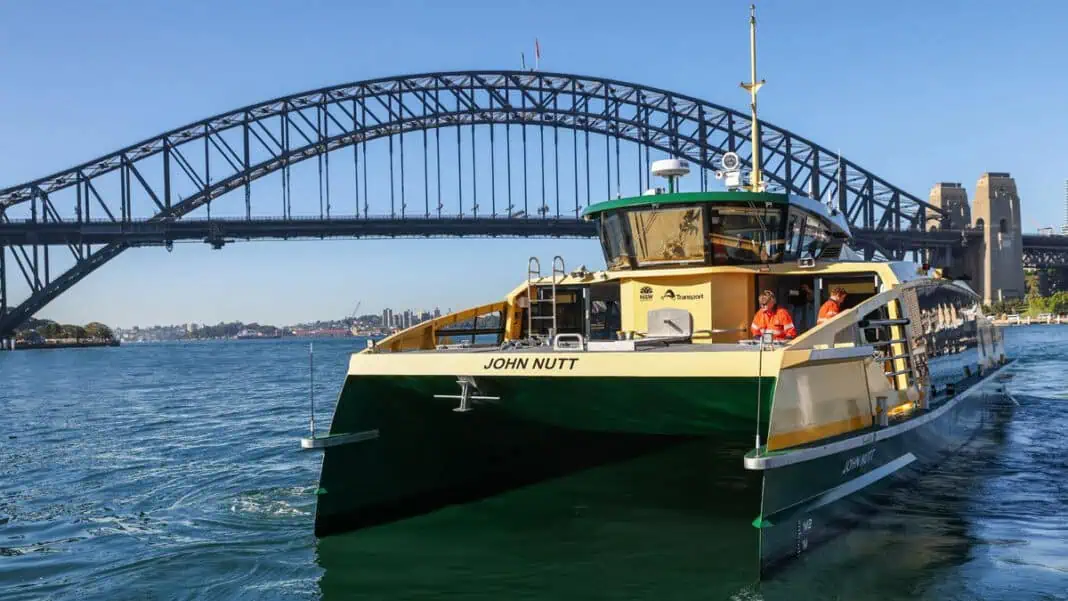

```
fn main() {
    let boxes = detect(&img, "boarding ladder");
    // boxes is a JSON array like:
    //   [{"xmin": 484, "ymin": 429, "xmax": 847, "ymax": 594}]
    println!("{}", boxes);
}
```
[{"xmin": 527, "ymin": 256, "xmax": 566, "ymax": 341}]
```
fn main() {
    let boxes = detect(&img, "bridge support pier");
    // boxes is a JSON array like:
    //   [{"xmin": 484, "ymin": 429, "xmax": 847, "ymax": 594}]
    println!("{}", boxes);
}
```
[{"xmin": 970, "ymin": 173, "xmax": 1026, "ymax": 304}]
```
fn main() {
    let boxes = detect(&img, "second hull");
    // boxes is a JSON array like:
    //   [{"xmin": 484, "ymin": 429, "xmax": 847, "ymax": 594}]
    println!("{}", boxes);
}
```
[{"xmin": 751, "ymin": 364, "xmax": 1011, "ymax": 575}]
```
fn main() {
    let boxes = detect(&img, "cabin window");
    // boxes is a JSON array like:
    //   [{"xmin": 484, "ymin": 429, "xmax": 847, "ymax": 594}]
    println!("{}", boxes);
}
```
[
  {"xmin": 799, "ymin": 219, "xmax": 830, "ymax": 259},
  {"xmin": 782, "ymin": 212, "xmax": 805, "ymax": 260},
  {"xmin": 707, "ymin": 205, "xmax": 785, "ymax": 265},
  {"xmin": 599, "ymin": 211, "xmax": 634, "ymax": 270},
  {"xmin": 627, "ymin": 206, "xmax": 707, "ymax": 267}
]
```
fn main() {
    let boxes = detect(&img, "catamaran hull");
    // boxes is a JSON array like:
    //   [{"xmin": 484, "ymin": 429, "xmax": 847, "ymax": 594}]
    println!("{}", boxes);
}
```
[
  {"xmin": 314, "ymin": 363, "xmax": 1010, "ymax": 581},
  {"xmin": 749, "ymin": 363, "xmax": 1012, "ymax": 576},
  {"xmin": 313, "ymin": 373, "xmax": 772, "ymax": 536}
]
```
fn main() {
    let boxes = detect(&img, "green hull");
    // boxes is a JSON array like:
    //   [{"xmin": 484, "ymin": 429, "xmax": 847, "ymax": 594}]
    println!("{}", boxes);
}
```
[
  {"xmin": 316, "ymin": 437, "xmax": 764, "ymax": 597},
  {"xmin": 314, "ymin": 374, "xmax": 773, "ymax": 537}
]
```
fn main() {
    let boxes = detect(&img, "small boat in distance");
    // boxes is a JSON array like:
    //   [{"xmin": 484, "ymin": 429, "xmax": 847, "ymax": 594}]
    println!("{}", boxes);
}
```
[
  {"xmin": 308, "ymin": 5, "xmax": 1014, "ymax": 578},
  {"xmin": 235, "ymin": 329, "xmax": 281, "ymax": 340}
]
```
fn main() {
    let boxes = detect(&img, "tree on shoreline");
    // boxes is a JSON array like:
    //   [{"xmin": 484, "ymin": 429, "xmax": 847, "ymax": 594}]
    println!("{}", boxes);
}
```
[{"xmin": 15, "ymin": 319, "xmax": 115, "ymax": 341}]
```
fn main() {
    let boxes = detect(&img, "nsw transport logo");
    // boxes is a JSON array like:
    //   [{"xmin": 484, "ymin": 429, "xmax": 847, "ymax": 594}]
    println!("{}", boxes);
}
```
[
  {"xmin": 661, "ymin": 288, "xmax": 704, "ymax": 301},
  {"xmin": 639, "ymin": 286, "xmax": 654, "ymax": 301}
]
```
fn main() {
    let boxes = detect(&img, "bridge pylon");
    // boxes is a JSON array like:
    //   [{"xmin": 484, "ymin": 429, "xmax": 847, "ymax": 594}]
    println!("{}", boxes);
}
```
[
  {"xmin": 926, "ymin": 182, "xmax": 971, "ymax": 275},
  {"xmin": 927, "ymin": 182, "xmax": 970, "ymax": 231},
  {"xmin": 970, "ymin": 172, "xmax": 1026, "ymax": 304}
]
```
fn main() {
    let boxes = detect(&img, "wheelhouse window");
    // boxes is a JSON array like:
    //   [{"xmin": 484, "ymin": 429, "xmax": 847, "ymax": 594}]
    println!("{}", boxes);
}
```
[
  {"xmin": 594, "ymin": 201, "xmax": 805, "ymax": 269},
  {"xmin": 782, "ymin": 211, "xmax": 804, "ymax": 261},
  {"xmin": 708, "ymin": 205, "xmax": 785, "ymax": 265},
  {"xmin": 799, "ymin": 219, "xmax": 830, "ymax": 259},
  {"xmin": 599, "ymin": 211, "xmax": 634, "ymax": 270},
  {"xmin": 628, "ymin": 206, "xmax": 706, "ymax": 267}
]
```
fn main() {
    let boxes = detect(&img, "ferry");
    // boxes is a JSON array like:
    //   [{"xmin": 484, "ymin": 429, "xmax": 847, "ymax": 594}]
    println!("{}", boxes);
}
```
[{"xmin": 309, "ymin": 6, "xmax": 1013, "ymax": 577}]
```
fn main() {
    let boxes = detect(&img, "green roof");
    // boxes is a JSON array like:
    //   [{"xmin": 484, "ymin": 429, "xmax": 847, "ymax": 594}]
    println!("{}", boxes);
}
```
[{"xmin": 581, "ymin": 191, "xmax": 789, "ymax": 218}]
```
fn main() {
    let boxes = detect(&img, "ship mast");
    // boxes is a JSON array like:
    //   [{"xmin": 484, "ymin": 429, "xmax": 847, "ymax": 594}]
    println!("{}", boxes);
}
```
[{"xmin": 740, "ymin": 4, "xmax": 766, "ymax": 192}]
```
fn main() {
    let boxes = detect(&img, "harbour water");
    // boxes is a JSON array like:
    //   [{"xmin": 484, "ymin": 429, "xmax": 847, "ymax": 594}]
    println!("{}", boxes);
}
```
[{"xmin": 1, "ymin": 327, "xmax": 1065, "ymax": 600}]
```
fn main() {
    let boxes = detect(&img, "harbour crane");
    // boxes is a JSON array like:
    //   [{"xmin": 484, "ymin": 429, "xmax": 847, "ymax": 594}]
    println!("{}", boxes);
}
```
[{"xmin": 347, "ymin": 301, "xmax": 362, "ymax": 325}]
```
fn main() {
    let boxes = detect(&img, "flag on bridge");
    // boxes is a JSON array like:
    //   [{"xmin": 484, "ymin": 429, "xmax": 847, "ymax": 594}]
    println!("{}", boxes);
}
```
[{"xmin": 535, "ymin": 39, "xmax": 541, "ymax": 70}]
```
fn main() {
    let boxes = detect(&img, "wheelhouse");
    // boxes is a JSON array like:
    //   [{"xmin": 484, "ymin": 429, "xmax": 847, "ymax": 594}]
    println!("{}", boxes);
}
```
[{"xmin": 585, "ymin": 191, "xmax": 852, "ymax": 270}]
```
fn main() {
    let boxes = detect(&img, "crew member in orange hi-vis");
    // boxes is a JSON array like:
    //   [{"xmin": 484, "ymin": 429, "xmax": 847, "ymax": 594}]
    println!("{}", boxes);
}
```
[
  {"xmin": 750, "ymin": 290, "xmax": 797, "ymax": 341},
  {"xmin": 817, "ymin": 287, "xmax": 848, "ymax": 325}
]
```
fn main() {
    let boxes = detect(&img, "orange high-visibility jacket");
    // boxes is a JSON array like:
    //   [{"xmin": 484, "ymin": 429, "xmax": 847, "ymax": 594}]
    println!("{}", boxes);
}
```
[
  {"xmin": 750, "ymin": 307, "xmax": 797, "ymax": 340},
  {"xmin": 817, "ymin": 299, "xmax": 841, "ymax": 325}
]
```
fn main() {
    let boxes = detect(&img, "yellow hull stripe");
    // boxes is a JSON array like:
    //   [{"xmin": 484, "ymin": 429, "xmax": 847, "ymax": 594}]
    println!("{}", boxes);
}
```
[
  {"xmin": 349, "ymin": 349, "xmax": 784, "ymax": 378},
  {"xmin": 767, "ymin": 414, "xmax": 872, "ymax": 451}
]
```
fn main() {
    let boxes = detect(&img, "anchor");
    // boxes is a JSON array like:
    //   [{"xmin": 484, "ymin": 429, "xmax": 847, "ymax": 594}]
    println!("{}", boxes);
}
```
[{"xmin": 434, "ymin": 376, "xmax": 500, "ymax": 412}]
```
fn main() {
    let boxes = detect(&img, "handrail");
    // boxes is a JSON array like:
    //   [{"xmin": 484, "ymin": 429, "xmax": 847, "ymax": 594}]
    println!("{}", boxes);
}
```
[
  {"xmin": 859, "ymin": 318, "xmax": 910, "ymax": 328},
  {"xmin": 876, "ymin": 352, "xmax": 913, "ymax": 362},
  {"xmin": 870, "ymin": 338, "xmax": 908, "ymax": 347}
]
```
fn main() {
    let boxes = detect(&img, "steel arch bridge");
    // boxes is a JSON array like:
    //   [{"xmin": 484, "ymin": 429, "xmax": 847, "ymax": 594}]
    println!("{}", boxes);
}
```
[{"xmin": 0, "ymin": 70, "xmax": 946, "ymax": 334}]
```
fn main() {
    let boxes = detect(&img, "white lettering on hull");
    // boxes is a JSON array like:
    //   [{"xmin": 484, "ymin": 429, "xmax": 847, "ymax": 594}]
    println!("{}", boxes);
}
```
[{"xmin": 841, "ymin": 448, "xmax": 876, "ymax": 476}]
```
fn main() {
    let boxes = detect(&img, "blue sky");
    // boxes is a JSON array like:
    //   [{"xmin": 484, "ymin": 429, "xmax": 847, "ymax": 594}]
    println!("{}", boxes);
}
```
[{"xmin": 2, "ymin": 0, "xmax": 1066, "ymax": 327}]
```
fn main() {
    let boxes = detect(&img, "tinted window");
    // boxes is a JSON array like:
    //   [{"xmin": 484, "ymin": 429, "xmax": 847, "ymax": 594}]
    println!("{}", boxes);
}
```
[
  {"xmin": 708, "ymin": 205, "xmax": 785, "ymax": 264},
  {"xmin": 628, "ymin": 206, "xmax": 706, "ymax": 267},
  {"xmin": 913, "ymin": 282, "xmax": 983, "ymax": 392},
  {"xmin": 599, "ymin": 211, "xmax": 633, "ymax": 270}
]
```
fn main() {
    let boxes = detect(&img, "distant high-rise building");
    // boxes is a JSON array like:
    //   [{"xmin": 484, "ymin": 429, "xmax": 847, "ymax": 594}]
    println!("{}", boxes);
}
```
[
  {"xmin": 433, "ymin": 307, "xmax": 441, "ymax": 319},
  {"xmin": 1062, "ymin": 180, "xmax": 1068, "ymax": 235}
]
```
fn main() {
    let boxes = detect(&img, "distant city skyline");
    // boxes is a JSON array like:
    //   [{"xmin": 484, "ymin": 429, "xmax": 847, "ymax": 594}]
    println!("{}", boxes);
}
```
[
  {"xmin": 115, "ymin": 302, "xmax": 446, "ymax": 331},
  {"xmin": 3, "ymin": 0, "xmax": 1068, "ymax": 327}
]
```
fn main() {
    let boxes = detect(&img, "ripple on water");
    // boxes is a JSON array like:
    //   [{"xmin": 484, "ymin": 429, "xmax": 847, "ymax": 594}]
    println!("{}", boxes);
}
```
[{"xmin": 1, "ymin": 333, "xmax": 1067, "ymax": 600}]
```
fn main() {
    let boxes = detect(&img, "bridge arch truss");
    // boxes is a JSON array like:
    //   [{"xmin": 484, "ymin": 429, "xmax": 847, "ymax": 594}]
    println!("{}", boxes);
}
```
[{"xmin": 0, "ymin": 70, "xmax": 943, "ymax": 333}]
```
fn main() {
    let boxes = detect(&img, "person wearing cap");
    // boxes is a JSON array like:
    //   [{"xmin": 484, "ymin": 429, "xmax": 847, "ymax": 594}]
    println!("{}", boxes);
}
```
[
  {"xmin": 817, "ymin": 287, "xmax": 848, "ymax": 325},
  {"xmin": 750, "ymin": 290, "xmax": 797, "ymax": 341}
]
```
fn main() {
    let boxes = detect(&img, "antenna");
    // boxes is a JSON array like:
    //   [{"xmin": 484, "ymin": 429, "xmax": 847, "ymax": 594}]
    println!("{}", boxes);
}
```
[
  {"xmin": 651, "ymin": 159, "xmax": 690, "ymax": 193},
  {"xmin": 740, "ymin": 4, "xmax": 766, "ymax": 192}
]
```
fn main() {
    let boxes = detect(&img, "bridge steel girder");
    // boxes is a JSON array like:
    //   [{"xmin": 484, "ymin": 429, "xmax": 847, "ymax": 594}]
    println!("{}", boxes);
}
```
[
  {"xmin": 1021, "ymin": 234, "xmax": 1068, "ymax": 268},
  {"xmin": 1023, "ymin": 248, "xmax": 1068, "ymax": 268},
  {"xmin": 0, "ymin": 71, "xmax": 946, "ymax": 334},
  {"xmin": 0, "ymin": 217, "xmax": 599, "ymax": 247}
]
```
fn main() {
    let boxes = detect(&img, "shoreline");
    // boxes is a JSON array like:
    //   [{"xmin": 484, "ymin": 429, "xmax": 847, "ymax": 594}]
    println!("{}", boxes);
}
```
[{"xmin": 7, "ymin": 339, "xmax": 120, "ymax": 351}]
